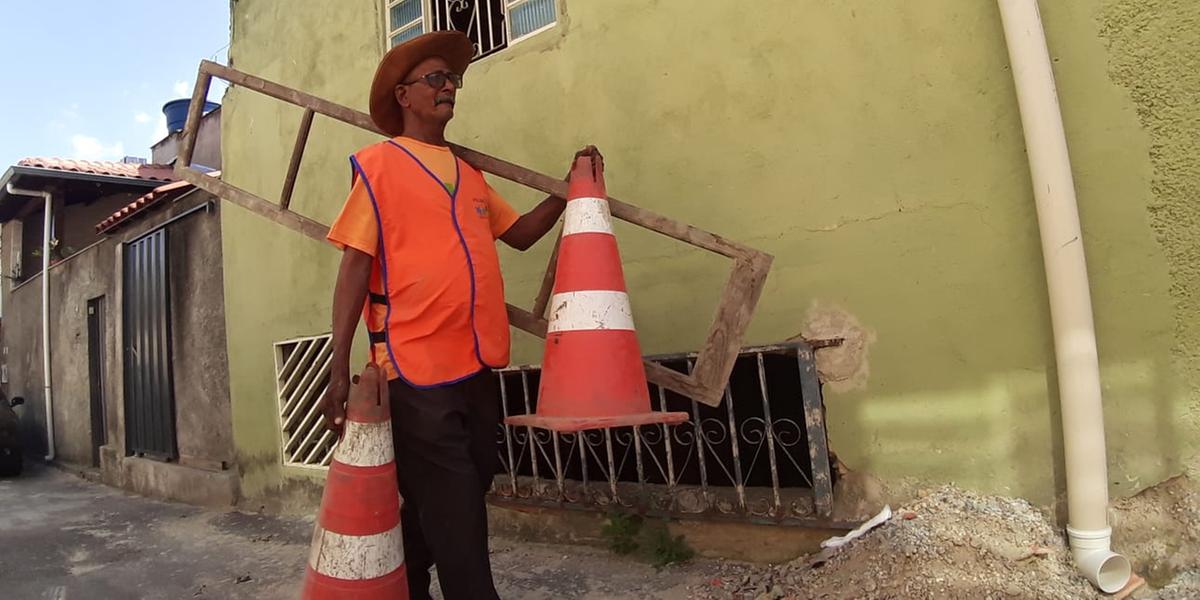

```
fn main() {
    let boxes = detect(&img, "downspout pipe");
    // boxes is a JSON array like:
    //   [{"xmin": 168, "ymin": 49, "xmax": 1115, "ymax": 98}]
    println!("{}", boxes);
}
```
[
  {"xmin": 995, "ymin": 0, "xmax": 1130, "ymax": 593},
  {"xmin": 5, "ymin": 183, "xmax": 55, "ymax": 462}
]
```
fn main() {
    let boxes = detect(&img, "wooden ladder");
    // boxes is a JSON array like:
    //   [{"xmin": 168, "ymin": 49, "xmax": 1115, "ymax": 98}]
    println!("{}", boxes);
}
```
[{"xmin": 176, "ymin": 60, "xmax": 773, "ymax": 409}]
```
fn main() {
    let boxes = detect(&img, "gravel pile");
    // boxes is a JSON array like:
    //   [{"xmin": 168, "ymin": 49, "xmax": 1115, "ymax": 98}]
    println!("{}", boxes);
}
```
[
  {"xmin": 1147, "ymin": 570, "xmax": 1200, "ymax": 600},
  {"xmin": 691, "ymin": 486, "xmax": 1102, "ymax": 600}
]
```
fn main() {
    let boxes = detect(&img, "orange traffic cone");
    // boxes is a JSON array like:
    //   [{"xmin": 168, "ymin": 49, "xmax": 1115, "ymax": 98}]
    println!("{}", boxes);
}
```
[
  {"xmin": 505, "ymin": 154, "xmax": 689, "ymax": 433},
  {"xmin": 301, "ymin": 363, "xmax": 408, "ymax": 599}
]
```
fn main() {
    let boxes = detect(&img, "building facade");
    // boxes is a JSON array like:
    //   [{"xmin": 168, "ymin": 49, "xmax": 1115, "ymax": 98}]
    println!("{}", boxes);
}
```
[
  {"xmin": 0, "ymin": 160, "xmax": 237, "ymax": 505},
  {"xmin": 214, "ymin": 0, "xmax": 1199, "ymax": 518}
]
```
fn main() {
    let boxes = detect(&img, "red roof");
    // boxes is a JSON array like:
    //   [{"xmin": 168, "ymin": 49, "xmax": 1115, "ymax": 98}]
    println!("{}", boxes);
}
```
[
  {"xmin": 94, "ymin": 170, "xmax": 220, "ymax": 234},
  {"xmin": 95, "ymin": 180, "xmax": 194, "ymax": 234},
  {"xmin": 18, "ymin": 157, "xmax": 176, "ymax": 182}
]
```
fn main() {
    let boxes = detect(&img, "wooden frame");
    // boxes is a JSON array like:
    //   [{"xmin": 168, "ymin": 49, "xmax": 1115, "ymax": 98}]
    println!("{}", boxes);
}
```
[{"xmin": 177, "ymin": 60, "xmax": 773, "ymax": 407}]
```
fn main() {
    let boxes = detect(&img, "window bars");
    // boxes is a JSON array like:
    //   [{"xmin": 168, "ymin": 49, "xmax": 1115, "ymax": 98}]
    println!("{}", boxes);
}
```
[
  {"xmin": 385, "ymin": 0, "xmax": 558, "ymax": 55},
  {"xmin": 274, "ymin": 334, "xmax": 336, "ymax": 468},
  {"xmin": 272, "ymin": 336, "xmax": 844, "ymax": 525},
  {"xmin": 491, "ymin": 341, "xmax": 842, "ymax": 525}
]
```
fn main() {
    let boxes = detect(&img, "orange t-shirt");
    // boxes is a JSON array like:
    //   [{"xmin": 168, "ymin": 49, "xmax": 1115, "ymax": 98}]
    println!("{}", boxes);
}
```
[{"xmin": 327, "ymin": 137, "xmax": 520, "ymax": 380}]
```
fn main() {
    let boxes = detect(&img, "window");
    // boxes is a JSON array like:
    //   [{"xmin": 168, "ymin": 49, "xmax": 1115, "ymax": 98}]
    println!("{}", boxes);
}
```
[
  {"xmin": 385, "ymin": 0, "xmax": 557, "ymax": 60},
  {"xmin": 386, "ymin": 0, "xmax": 425, "ymax": 46},
  {"xmin": 274, "ymin": 333, "xmax": 335, "ymax": 468}
]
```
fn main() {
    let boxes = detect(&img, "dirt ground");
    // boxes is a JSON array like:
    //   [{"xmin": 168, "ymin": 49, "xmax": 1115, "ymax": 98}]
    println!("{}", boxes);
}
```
[{"xmin": 1111, "ymin": 475, "xmax": 1200, "ymax": 589}]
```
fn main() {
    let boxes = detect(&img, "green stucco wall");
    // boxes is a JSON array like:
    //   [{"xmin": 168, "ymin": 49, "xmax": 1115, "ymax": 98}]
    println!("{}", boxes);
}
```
[
  {"xmin": 1097, "ymin": 0, "xmax": 1200, "ymax": 472},
  {"xmin": 221, "ymin": 0, "xmax": 1199, "ymax": 510}
]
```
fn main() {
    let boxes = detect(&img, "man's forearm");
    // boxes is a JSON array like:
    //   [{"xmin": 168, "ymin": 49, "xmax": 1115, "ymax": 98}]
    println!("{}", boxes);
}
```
[
  {"xmin": 523, "ymin": 193, "xmax": 568, "ymax": 239},
  {"xmin": 331, "ymin": 248, "xmax": 374, "ymax": 377},
  {"xmin": 501, "ymin": 194, "xmax": 566, "ymax": 251}
]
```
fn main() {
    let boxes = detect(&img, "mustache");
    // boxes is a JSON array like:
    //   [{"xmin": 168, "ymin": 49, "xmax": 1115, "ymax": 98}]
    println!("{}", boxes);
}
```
[{"xmin": 436, "ymin": 95, "xmax": 456, "ymax": 106}]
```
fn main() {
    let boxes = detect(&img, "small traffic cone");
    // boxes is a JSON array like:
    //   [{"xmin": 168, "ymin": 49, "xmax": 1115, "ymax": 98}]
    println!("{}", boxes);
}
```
[
  {"xmin": 505, "ymin": 153, "xmax": 689, "ymax": 433},
  {"xmin": 301, "ymin": 363, "xmax": 408, "ymax": 599}
]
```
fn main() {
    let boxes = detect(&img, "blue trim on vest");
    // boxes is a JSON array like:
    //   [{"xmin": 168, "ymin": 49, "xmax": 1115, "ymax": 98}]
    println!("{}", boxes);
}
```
[
  {"xmin": 350, "ymin": 153, "xmax": 482, "ymax": 390},
  {"xmin": 384, "ymin": 141, "xmax": 504, "ymax": 370}
]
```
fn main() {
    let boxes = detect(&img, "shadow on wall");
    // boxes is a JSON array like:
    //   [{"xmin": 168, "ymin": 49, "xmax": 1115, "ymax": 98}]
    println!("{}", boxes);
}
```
[
  {"xmin": 15, "ymin": 393, "xmax": 47, "ymax": 459},
  {"xmin": 842, "ymin": 350, "xmax": 1186, "ymax": 514}
]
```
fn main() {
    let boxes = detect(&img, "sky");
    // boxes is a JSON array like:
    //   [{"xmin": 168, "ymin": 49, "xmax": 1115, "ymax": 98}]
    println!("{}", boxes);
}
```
[{"xmin": 0, "ymin": 1, "xmax": 230, "ymax": 168}]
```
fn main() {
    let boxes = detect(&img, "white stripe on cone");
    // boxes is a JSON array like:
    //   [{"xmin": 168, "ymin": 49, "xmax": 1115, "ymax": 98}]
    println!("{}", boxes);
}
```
[
  {"xmin": 562, "ymin": 197, "xmax": 614, "ymax": 237},
  {"xmin": 547, "ymin": 290, "xmax": 635, "ymax": 333},
  {"xmin": 331, "ymin": 421, "xmax": 394, "ymax": 468},
  {"xmin": 309, "ymin": 522, "xmax": 405, "ymax": 580}
]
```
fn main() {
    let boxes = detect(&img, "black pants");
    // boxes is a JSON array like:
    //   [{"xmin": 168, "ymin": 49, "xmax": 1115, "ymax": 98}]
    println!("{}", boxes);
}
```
[{"xmin": 389, "ymin": 373, "xmax": 501, "ymax": 600}]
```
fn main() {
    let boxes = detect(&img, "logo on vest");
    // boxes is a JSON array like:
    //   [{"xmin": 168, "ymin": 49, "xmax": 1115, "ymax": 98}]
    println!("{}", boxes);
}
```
[{"xmin": 472, "ymin": 197, "xmax": 489, "ymax": 219}]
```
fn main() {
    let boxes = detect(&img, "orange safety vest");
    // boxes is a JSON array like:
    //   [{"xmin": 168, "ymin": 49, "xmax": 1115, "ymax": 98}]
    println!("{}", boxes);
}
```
[{"xmin": 349, "ymin": 140, "xmax": 511, "ymax": 387}]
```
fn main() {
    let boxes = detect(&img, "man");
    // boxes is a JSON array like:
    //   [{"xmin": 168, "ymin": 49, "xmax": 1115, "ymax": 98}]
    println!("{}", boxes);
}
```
[{"xmin": 321, "ymin": 30, "xmax": 594, "ymax": 599}]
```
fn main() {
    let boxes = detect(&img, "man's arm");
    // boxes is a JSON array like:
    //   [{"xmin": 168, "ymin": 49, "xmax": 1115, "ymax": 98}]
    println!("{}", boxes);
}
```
[
  {"xmin": 323, "ymin": 247, "xmax": 373, "ymax": 434},
  {"xmin": 499, "ymin": 194, "xmax": 566, "ymax": 251},
  {"xmin": 499, "ymin": 145, "xmax": 602, "ymax": 251}
]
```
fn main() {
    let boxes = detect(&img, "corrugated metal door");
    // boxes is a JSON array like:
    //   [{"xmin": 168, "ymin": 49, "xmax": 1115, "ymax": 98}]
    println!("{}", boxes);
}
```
[{"xmin": 122, "ymin": 229, "xmax": 177, "ymax": 459}]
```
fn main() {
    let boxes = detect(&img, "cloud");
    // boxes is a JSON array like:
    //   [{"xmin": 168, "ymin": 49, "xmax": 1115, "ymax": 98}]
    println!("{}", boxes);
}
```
[
  {"xmin": 70, "ymin": 135, "xmax": 125, "ymax": 161},
  {"xmin": 59, "ymin": 103, "xmax": 81, "ymax": 122},
  {"xmin": 173, "ymin": 80, "xmax": 191, "ymax": 97},
  {"xmin": 153, "ymin": 116, "xmax": 168, "ymax": 143},
  {"xmin": 134, "ymin": 112, "xmax": 152, "ymax": 124}
]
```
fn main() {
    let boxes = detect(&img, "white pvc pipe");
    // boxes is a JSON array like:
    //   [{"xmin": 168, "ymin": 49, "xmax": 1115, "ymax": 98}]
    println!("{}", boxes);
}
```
[
  {"xmin": 5, "ymin": 184, "xmax": 55, "ymax": 462},
  {"xmin": 995, "ymin": 0, "xmax": 1130, "ymax": 593}
]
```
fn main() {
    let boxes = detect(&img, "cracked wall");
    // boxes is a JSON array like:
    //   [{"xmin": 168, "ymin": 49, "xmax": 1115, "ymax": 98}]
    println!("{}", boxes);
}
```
[{"xmin": 222, "ymin": 0, "xmax": 1198, "ymax": 509}]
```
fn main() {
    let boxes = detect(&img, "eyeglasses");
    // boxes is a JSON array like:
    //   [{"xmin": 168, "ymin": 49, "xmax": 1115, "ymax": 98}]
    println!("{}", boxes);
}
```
[{"xmin": 400, "ymin": 70, "xmax": 464, "ymax": 90}]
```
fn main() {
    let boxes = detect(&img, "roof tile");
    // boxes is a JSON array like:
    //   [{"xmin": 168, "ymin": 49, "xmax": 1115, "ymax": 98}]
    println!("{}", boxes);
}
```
[
  {"xmin": 95, "ymin": 180, "xmax": 195, "ymax": 234},
  {"xmin": 19, "ymin": 157, "xmax": 177, "ymax": 182}
]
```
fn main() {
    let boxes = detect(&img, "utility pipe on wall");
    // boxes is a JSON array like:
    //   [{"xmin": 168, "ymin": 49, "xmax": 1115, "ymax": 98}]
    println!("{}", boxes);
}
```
[
  {"xmin": 995, "ymin": 0, "xmax": 1130, "ymax": 593},
  {"xmin": 5, "ymin": 183, "xmax": 55, "ymax": 462}
]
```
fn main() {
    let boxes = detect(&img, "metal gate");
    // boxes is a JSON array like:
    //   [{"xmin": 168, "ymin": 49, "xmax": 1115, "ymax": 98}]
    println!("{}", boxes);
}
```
[{"xmin": 122, "ymin": 229, "xmax": 177, "ymax": 459}]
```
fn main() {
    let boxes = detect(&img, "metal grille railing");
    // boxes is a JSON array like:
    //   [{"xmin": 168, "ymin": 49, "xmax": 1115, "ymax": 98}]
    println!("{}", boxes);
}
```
[
  {"xmin": 274, "ymin": 334, "xmax": 335, "ymax": 468},
  {"xmin": 388, "ymin": 1, "xmax": 557, "ymax": 56},
  {"xmin": 490, "ymin": 341, "xmax": 840, "ymax": 525},
  {"xmin": 432, "ymin": 0, "xmax": 509, "ymax": 59},
  {"xmin": 270, "ymin": 337, "xmax": 841, "ymax": 525}
]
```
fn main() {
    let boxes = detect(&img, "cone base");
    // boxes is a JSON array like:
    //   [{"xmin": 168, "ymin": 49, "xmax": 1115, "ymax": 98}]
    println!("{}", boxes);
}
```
[
  {"xmin": 504, "ymin": 411, "xmax": 689, "ymax": 433},
  {"xmin": 301, "ymin": 564, "xmax": 408, "ymax": 600}
]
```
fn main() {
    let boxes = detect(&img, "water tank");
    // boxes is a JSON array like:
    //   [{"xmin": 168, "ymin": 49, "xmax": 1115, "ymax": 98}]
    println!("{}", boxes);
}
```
[{"xmin": 162, "ymin": 99, "xmax": 220, "ymax": 133}]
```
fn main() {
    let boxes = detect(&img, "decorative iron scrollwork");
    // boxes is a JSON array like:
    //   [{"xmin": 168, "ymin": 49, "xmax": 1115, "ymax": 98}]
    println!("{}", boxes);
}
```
[{"xmin": 488, "ymin": 343, "xmax": 836, "ymax": 526}]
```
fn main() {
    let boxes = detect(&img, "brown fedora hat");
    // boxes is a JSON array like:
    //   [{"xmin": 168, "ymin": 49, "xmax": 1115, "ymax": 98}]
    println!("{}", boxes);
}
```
[{"xmin": 369, "ymin": 30, "xmax": 474, "ymax": 137}]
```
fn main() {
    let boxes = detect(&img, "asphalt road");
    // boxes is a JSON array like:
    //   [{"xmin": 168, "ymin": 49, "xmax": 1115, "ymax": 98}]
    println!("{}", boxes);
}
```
[
  {"xmin": 0, "ymin": 462, "xmax": 309, "ymax": 600},
  {"xmin": 0, "ymin": 462, "xmax": 716, "ymax": 599}
]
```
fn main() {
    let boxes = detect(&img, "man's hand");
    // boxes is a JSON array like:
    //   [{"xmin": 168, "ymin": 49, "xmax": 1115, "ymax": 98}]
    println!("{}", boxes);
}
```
[
  {"xmin": 328, "ymin": 247, "xmax": 372, "ymax": 435},
  {"xmin": 572, "ymin": 144, "xmax": 602, "ymax": 166},
  {"xmin": 323, "ymin": 372, "xmax": 350, "ymax": 436},
  {"xmin": 561, "ymin": 145, "xmax": 602, "ymax": 191},
  {"xmin": 501, "ymin": 145, "xmax": 603, "ymax": 251}
]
